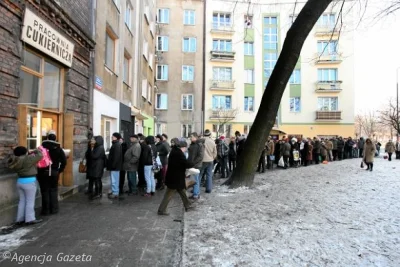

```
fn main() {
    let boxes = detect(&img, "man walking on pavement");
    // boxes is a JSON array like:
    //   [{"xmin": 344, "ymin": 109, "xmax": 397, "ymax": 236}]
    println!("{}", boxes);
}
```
[
  {"xmin": 188, "ymin": 132, "xmax": 204, "ymax": 200},
  {"xmin": 199, "ymin": 129, "xmax": 217, "ymax": 193}
]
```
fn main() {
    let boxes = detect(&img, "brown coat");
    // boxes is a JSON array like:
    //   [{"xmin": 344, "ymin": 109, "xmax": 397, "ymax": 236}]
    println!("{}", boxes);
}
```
[
  {"xmin": 385, "ymin": 141, "xmax": 396, "ymax": 153},
  {"xmin": 325, "ymin": 140, "xmax": 333, "ymax": 151},
  {"xmin": 307, "ymin": 144, "xmax": 313, "ymax": 161},
  {"xmin": 363, "ymin": 141, "xmax": 376, "ymax": 163},
  {"xmin": 266, "ymin": 140, "xmax": 275, "ymax": 156}
]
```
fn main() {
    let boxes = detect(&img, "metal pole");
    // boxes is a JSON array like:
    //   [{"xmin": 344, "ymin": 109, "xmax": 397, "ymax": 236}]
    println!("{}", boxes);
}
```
[{"xmin": 397, "ymin": 68, "xmax": 399, "ymax": 142}]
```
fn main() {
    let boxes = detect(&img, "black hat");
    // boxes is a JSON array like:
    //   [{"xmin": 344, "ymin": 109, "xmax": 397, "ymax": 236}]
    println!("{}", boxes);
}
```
[
  {"xmin": 130, "ymin": 134, "xmax": 139, "ymax": 139},
  {"xmin": 179, "ymin": 140, "xmax": 188, "ymax": 148},
  {"xmin": 162, "ymin": 133, "xmax": 168, "ymax": 140},
  {"xmin": 171, "ymin": 138, "xmax": 180, "ymax": 146},
  {"xmin": 156, "ymin": 134, "xmax": 163, "ymax": 140},
  {"xmin": 203, "ymin": 129, "xmax": 211, "ymax": 137},
  {"xmin": 112, "ymin": 132, "xmax": 122, "ymax": 139},
  {"xmin": 14, "ymin": 146, "xmax": 28, "ymax": 157}
]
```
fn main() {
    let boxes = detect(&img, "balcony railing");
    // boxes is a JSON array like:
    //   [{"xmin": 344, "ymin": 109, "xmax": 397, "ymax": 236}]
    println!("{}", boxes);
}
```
[
  {"xmin": 209, "ymin": 109, "xmax": 237, "ymax": 119},
  {"xmin": 316, "ymin": 111, "xmax": 342, "ymax": 120},
  {"xmin": 315, "ymin": 25, "xmax": 339, "ymax": 35},
  {"xmin": 315, "ymin": 81, "xmax": 342, "ymax": 92},
  {"xmin": 314, "ymin": 53, "xmax": 342, "ymax": 63},
  {"xmin": 210, "ymin": 50, "xmax": 236, "ymax": 61},
  {"xmin": 211, "ymin": 23, "xmax": 235, "ymax": 34},
  {"xmin": 209, "ymin": 80, "xmax": 235, "ymax": 90}
]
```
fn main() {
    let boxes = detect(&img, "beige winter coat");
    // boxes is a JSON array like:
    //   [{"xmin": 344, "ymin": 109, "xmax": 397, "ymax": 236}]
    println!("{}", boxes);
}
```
[
  {"xmin": 385, "ymin": 141, "xmax": 396, "ymax": 153},
  {"xmin": 202, "ymin": 137, "xmax": 217, "ymax": 163},
  {"xmin": 363, "ymin": 141, "xmax": 376, "ymax": 163},
  {"xmin": 325, "ymin": 140, "xmax": 333, "ymax": 151}
]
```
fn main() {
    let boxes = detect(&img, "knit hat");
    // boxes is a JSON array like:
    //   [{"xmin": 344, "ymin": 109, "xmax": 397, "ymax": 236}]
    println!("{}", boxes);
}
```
[
  {"xmin": 112, "ymin": 132, "xmax": 122, "ymax": 139},
  {"xmin": 14, "ymin": 146, "xmax": 28, "ymax": 157},
  {"xmin": 204, "ymin": 129, "xmax": 211, "ymax": 137},
  {"xmin": 220, "ymin": 136, "xmax": 225, "ymax": 140}
]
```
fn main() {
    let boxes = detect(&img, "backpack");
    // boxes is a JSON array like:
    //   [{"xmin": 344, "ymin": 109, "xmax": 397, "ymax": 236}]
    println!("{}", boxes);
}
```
[{"xmin": 37, "ymin": 145, "xmax": 52, "ymax": 172}]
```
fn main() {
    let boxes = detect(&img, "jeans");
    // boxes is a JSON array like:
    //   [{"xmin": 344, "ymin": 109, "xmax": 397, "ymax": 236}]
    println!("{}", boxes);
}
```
[
  {"xmin": 199, "ymin": 162, "xmax": 213, "ymax": 192},
  {"xmin": 192, "ymin": 171, "xmax": 201, "ymax": 197},
  {"xmin": 158, "ymin": 188, "xmax": 191, "ymax": 213},
  {"xmin": 110, "ymin": 171, "xmax": 120, "ymax": 195},
  {"xmin": 127, "ymin": 171, "xmax": 137, "ymax": 193},
  {"xmin": 17, "ymin": 182, "xmax": 37, "ymax": 223},
  {"xmin": 144, "ymin": 165, "xmax": 155, "ymax": 193}
]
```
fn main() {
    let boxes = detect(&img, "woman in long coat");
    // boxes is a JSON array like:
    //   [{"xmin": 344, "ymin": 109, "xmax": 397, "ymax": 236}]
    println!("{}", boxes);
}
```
[
  {"xmin": 86, "ymin": 136, "xmax": 107, "ymax": 199},
  {"xmin": 158, "ymin": 139, "xmax": 194, "ymax": 215},
  {"xmin": 307, "ymin": 140, "xmax": 313, "ymax": 166},
  {"xmin": 363, "ymin": 138, "xmax": 376, "ymax": 171}
]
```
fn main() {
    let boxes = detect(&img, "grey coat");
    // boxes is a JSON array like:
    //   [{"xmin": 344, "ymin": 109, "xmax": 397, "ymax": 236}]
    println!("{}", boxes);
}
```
[{"xmin": 123, "ymin": 141, "xmax": 141, "ymax": 171}]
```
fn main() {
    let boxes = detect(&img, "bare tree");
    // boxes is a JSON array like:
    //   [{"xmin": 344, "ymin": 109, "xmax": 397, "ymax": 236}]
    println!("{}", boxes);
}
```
[
  {"xmin": 210, "ymin": 108, "xmax": 239, "ymax": 137},
  {"xmin": 378, "ymin": 98, "xmax": 400, "ymax": 136},
  {"xmin": 355, "ymin": 111, "xmax": 379, "ymax": 137}
]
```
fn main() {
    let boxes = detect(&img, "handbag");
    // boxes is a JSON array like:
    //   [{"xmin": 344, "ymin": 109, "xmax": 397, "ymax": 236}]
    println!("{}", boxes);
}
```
[
  {"xmin": 149, "ymin": 145, "xmax": 160, "ymax": 173},
  {"xmin": 79, "ymin": 158, "xmax": 87, "ymax": 173},
  {"xmin": 185, "ymin": 178, "xmax": 196, "ymax": 189}
]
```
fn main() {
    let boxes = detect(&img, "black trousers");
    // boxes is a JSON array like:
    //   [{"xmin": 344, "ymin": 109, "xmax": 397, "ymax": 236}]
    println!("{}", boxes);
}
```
[
  {"xmin": 396, "ymin": 151, "xmax": 400, "ymax": 159},
  {"xmin": 359, "ymin": 148, "xmax": 364, "ymax": 158},
  {"xmin": 332, "ymin": 150, "xmax": 338, "ymax": 161},
  {"xmin": 119, "ymin": 171, "xmax": 126, "ymax": 193},
  {"xmin": 37, "ymin": 170, "xmax": 59, "ymax": 215},
  {"xmin": 388, "ymin": 152, "xmax": 393, "ymax": 161},
  {"xmin": 313, "ymin": 152, "xmax": 320, "ymax": 164},
  {"xmin": 257, "ymin": 153, "xmax": 265, "ymax": 172},
  {"xmin": 228, "ymin": 158, "xmax": 236, "ymax": 172},
  {"xmin": 88, "ymin": 176, "xmax": 103, "ymax": 196},
  {"xmin": 338, "ymin": 150, "xmax": 343, "ymax": 160},
  {"xmin": 137, "ymin": 164, "xmax": 145, "ymax": 187},
  {"xmin": 219, "ymin": 156, "xmax": 228, "ymax": 178}
]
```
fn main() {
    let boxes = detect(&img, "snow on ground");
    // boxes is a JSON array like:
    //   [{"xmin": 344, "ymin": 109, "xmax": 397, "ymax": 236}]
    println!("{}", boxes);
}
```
[
  {"xmin": 0, "ymin": 228, "xmax": 33, "ymax": 263},
  {"xmin": 182, "ymin": 158, "xmax": 400, "ymax": 267}
]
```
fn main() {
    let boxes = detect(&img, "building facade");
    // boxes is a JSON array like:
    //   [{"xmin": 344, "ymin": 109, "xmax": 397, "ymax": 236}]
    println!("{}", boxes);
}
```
[
  {"xmin": 0, "ymin": 0, "xmax": 94, "ymax": 224},
  {"xmin": 204, "ymin": 0, "xmax": 355, "ymax": 139},
  {"xmin": 154, "ymin": 0, "xmax": 204, "ymax": 138}
]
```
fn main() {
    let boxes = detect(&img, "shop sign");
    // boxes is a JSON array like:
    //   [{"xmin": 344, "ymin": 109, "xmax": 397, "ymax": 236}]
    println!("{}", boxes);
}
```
[{"xmin": 21, "ymin": 8, "xmax": 75, "ymax": 67}]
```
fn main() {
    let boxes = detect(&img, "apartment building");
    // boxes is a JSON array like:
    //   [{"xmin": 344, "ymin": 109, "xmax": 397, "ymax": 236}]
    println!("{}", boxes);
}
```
[
  {"xmin": 94, "ymin": 0, "xmax": 156, "ymax": 149},
  {"xmin": 155, "ymin": 0, "xmax": 204, "ymax": 138},
  {"xmin": 204, "ymin": 0, "xmax": 355, "ymax": 139}
]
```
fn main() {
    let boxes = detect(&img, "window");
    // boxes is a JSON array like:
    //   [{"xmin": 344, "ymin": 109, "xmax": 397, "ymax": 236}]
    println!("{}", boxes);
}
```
[
  {"xmin": 263, "ymin": 27, "xmax": 278, "ymax": 50},
  {"xmin": 156, "ymin": 65, "xmax": 168, "ymax": 80},
  {"xmin": 244, "ymin": 125, "xmax": 251, "ymax": 135},
  {"xmin": 244, "ymin": 97, "xmax": 254, "ymax": 112},
  {"xmin": 155, "ymin": 123, "xmax": 166, "ymax": 135},
  {"xmin": 142, "ymin": 39, "xmax": 149, "ymax": 60},
  {"xmin": 213, "ymin": 12, "xmax": 231, "ymax": 28},
  {"xmin": 141, "ymin": 79, "xmax": 148, "ymax": 99},
  {"xmin": 105, "ymin": 32, "xmax": 116, "ymax": 70},
  {"xmin": 157, "ymin": 36, "xmax": 169, "ymax": 51},
  {"xmin": 212, "ymin": 39, "xmax": 232, "ymax": 52},
  {"xmin": 264, "ymin": 53, "xmax": 278, "ymax": 78},
  {"xmin": 112, "ymin": 0, "xmax": 120, "ymax": 11},
  {"xmin": 244, "ymin": 42, "xmax": 254, "ymax": 56},
  {"xmin": 289, "ymin": 97, "xmax": 301, "ymax": 112},
  {"xmin": 289, "ymin": 69, "xmax": 301, "ymax": 84},
  {"xmin": 317, "ymin": 41, "xmax": 338, "ymax": 55},
  {"xmin": 244, "ymin": 69, "xmax": 254, "ymax": 84},
  {"xmin": 212, "ymin": 95, "xmax": 232, "ymax": 109},
  {"xmin": 318, "ymin": 97, "xmax": 338, "ymax": 111},
  {"xmin": 264, "ymin": 16, "xmax": 278, "ymax": 25},
  {"xmin": 183, "ymin": 37, "xmax": 196, "ymax": 52},
  {"xmin": 182, "ymin": 94, "xmax": 193, "ymax": 110},
  {"xmin": 318, "ymin": 69, "xmax": 338, "ymax": 82},
  {"xmin": 318, "ymin": 13, "xmax": 336, "ymax": 27},
  {"xmin": 244, "ymin": 15, "xmax": 252, "ymax": 28},
  {"xmin": 184, "ymin": 10, "xmax": 195, "ymax": 25},
  {"xmin": 148, "ymin": 83, "xmax": 152, "ymax": 103},
  {"xmin": 181, "ymin": 124, "xmax": 193, "ymax": 138},
  {"xmin": 213, "ymin": 124, "xmax": 232, "ymax": 135},
  {"xmin": 182, "ymin": 65, "xmax": 194, "ymax": 82},
  {"xmin": 212, "ymin": 67, "xmax": 232, "ymax": 81},
  {"xmin": 157, "ymin": 9, "xmax": 170, "ymax": 24},
  {"xmin": 156, "ymin": 93, "xmax": 168, "ymax": 109},
  {"xmin": 125, "ymin": 3, "xmax": 132, "ymax": 30},
  {"xmin": 123, "ymin": 56, "xmax": 130, "ymax": 84}
]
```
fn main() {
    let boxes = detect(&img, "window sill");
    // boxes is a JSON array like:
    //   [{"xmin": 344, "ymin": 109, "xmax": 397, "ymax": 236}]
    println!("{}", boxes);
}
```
[
  {"xmin": 104, "ymin": 65, "xmax": 118, "ymax": 77},
  {"xmin": 125, "ymin": 24, "xmax": 134, "ymax": 36},
  {"xmin": 155, "ymin": 108, "xmax": 168, "ymax": 111},
  {"xmin": 123, "ymin": 81, "xmax": 131, "ymax": 89},
  {"xmin": 157, "ymin": 22, "xmax": 170, "ymax": 25},
  {"xmin": 182, "ymin": 81, "xmax": 194, "ymax": 83},
  {"xmin": 182, "ymin": 109, "xmax": 193, "ymax": 111},
  {"xmin": 244, "ymin": 110, "xmax": 254, "ymax": 113},
  {"xmin": 156, "ymin": 79, "xmax": 168, "ymax": 82},
  {"xmin": 244, "ymin": 82, "xmax": 255, "ymax": 85},
  {"xmin": 289, "ymin": 111, "xmax": 301, "ymax": 113},
  {"xmin": 184, "ymin": 24, "xmax": 196, "ymax": 26},
  {"xmin": 182, "ymin": 51, "xmax": 196, "ymax": 53},
  {"xmin": 244, "ymin": 54, "xmax": 254, "ymax": 57}
]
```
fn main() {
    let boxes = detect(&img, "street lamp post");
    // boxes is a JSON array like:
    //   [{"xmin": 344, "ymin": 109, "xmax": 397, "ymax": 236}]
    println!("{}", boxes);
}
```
[{"xmin": 397, "ymin": 68, "xmax": 399, "ymax": 142}]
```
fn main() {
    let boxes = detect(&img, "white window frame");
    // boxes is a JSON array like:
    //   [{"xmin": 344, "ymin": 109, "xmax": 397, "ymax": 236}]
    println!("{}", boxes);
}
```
[
  {"xmin": 318, "ymin": 13, "xmax": 336, "ymax": 28},
  {"xmin": 156, "ymin": 65, "xmax": 168, "ymax": 81},
  {"xmin": 105, "ymin": 32, "xmax": 116, "ymax": 71},
  {"xmin": 181, "ymin": 94, "xmax": 194, "ymax": 110},
  {"xmin": 317, "ymin": 41, "xmax": 338, "ymax": 55},
  {"xmin": 141, "ymin": 79, "xmax": 148, "ymax": 99},
  {"xmin": 157, "ymin": 36, "xmax": 169, "ymax": 52},
  {"xmin": 243, "ymin": 124, "xmax": 251, "ymax": 135},
  {"xmin": 123, "ymin": 55, "xmax": 131, "ymax": 84},
  {"xmin": 213, "ymin": 124, "xmax": 232, "ymax": 135},
  {"xmin": 318, "ymin": 97, "xmax": 338, "ymax": 111},
  {"xmin": 212, "ymin": 12, "xmax": 232, "ymax": 28},
  {"xmin": 244, "ymin": 96, "xmax": 254, "ymax": 112},
  {"xmin": 182, "ymin": 65, "xmax": 194, "ymax": 82},
  {"xmin": 244, "ymin": 69, "xmax": 254, "ymax": 84},
  {"xmin": 125, "ymin": 2, "xmax": 132, "ymax": 30},
  {"xmin": 184, "ymin": 10, "xmax": 195, "ymax": 25},
  {"xmin": 244, "ymin": 42, "xmax": 254, "ymax": 56},
  {"xmin": 157, "ymin": 8, "xmax": 170, "ymax": 24},
  {"xmin": 212, "ymin": 95, "xmax": 232, "ymax": 109},
  {"xmin": 264, "ymin": 53, "xmax": 278, "ymax": 79},
  {"xmin": 244, "ymin": 15, "xmax": 253, "ymax": 28},
  {"xmin": 212, "ymin": 39, "xmax": 232, "ymax": 52},
  {"xmin": 182, "ymin": 37, "xmax": 197, "ymax": 52},
  {"xmin": 289, "ymin": 69, "xmax": 301, "ymax": 84},
  {"xmin": 212, "ymin": 67, "xmax": 232, "ymax": 81},
  {"xmin": 263, "ymin": 27, "xmax": 278, "ymax": 50},
  {"xmin": 263, "ymin": 16, "xmax": 278, "ymax": 25},
  {"xmin": 181, "ymin": 124, "xmax": 193, "ymax": 138},
  {"xmin": 318, "ymin": 68, "xmax": 338, "ymax": 82},
  {"xmin": 289, "ymin": 97, "xmax": 301, "ymax": 113},
  {"xmin": 147, "ymin": 83, "xmax": 152, "ymax": 103},
  {"xmin": 156, "ymin": 93, "xmax": 168, "ymax": 110}
]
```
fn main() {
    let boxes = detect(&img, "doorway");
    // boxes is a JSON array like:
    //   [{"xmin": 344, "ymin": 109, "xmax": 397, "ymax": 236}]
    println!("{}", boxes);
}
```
[{"xmin": 26, "ymin": 109, "xmax": 59, "ymax": 149}]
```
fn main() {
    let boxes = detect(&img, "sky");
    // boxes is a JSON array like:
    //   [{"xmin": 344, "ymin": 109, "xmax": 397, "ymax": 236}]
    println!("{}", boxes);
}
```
[{"xmin": 354, "ymin": 0, "xmax": 400, "ymax": 113}]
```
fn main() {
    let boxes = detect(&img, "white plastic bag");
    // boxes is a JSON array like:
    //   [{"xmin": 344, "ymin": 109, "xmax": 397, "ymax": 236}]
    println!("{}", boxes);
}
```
[{"xmin": 278, "ymin": 156, "xmax": 285, "ymax": 167}]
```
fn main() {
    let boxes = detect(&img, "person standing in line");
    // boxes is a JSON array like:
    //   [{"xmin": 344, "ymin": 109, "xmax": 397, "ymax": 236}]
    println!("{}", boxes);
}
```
[
  {"xmin": 199, "ymin": 130, "xmax": 217, "ymax": 193},
  {"xmin": 385, "ymin": 140, "xmax": 396, "ymax": 161},
  {"xmin": 37, "ymin": 132, "xmax": 66, "ymax": 215},
  {"xmin": 331, "ymin": 137, "xmax": 338, "ymax": 161},
  {"xmin": 313, "ymin": 137, "xmax": 321, "ymax": 164},
  {"xmin": 119, "ymin": 137, "xmax": 128, "ymax": 196},
  {"xmin": 216, "ymin": 136, "xmax": 229, "ymax": 178},
  {"xmin": 157, "ymin": 140, "xmax": 194, "ymax": 215},
  {"xmin": 266, "ymin": 136, "xmax": 275, "ymax": 169},
  {"xmin": 256, "ymin": 139, "xmax": 267, "ymax": 173},
  {"xmin": 188, "ymin": 132, "xmax": 204, "ymax": 200},
  {"xmin": 155, "ymin": 134, "xmax": 171, "ymax": 190},
  {"xmin": 363, "ymin": 138, "xmax": 376, "ymax": 171},
  {"xmin": 337, "ymin": 137, "xmax": 345, "ymax": 160},
  {"xmin": 396, "ymin": 140, "xmax": 400, "ymax": 159},
  {"xmin": 8, "ymin": 147, "xmax": 43, "ymax": 225},
  {"xmin": 326, "ymin": 139, "xmax": 333, "ymax": 161},
  {"xmin": 107, "ymin": 133, "xmax": 123, "ymax": 199},
  {"xmin": 228, "ymin": 136, "xmax": 237, "ymax": 172},
  {"xmin": 123, "ymin": 135, "xmax": 141, "ymax": 195},
  {"xmin": 358, "ymin": 137, "xmax": 365, "ymax": 158},
  {"xmin": 306, "ymin": 139, "xmax": 313, "ymax": 166},
  {"xmin": 86, "ymin": 136, "xmax": 106, "ymax": 200},
  {"xmin": 137, "ymin": 134, "xmax": 146, "ymax": 190},
  {"xmin": 142, "ymin": 136, "xmax": 158, "ymax": 197}
]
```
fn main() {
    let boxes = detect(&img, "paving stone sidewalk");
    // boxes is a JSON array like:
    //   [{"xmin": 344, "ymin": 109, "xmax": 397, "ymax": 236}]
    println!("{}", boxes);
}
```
[{"xmin": 0, "ymin": 185, "xmax": 186, "ymax": 267}]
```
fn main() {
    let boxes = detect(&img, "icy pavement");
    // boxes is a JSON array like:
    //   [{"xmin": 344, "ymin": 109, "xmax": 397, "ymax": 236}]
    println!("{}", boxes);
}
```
[{"xmin": 182, "ymin": 158, "xmax": 400, "ymax": 267}]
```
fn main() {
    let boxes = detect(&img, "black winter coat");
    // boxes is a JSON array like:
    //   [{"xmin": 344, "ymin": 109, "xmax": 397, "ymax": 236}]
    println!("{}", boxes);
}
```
[
  {"xmin": 188, "ymin": 141, "xmax": 204, "ymax": 169},
  {"xmin": 107, "ymin": 140, "xmax": 122, "ymax": 171},
  {"xmin": 337, "ymin": 140, "xmax": 345, "ymax": 151},
  {"xmin": 165, "ymin": 147, "xmax": 194, "ymax": 190},
  {"xmin": 228, "ymin": 141, "xmax": 236, "ymax": 159},
  {"xmin": 86, "ymin": 136, "xmax": 106, "ymax": 178},
  {"xmin": 156, "ymin": 141, "xmax": 171, "ymax": 166},
  {"xmin": 41, "ymin": 140, "xmax": 67, "ymax": 172},
  {"xmin": 140, "ymin": 144, "xmax": 158, "ymax": 166}
]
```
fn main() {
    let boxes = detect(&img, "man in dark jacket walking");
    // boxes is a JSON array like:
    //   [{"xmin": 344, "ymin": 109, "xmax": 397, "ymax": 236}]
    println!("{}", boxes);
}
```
[
  {"xmin": 37, "ymin": 132, "xmax": 67, "ymax": 215},
  {"xmin": 188, "ymin": 132, "xmax": 204, "ymax": 200},
  {"xmin": 107, "ymin": 133, "xmax": 123, "ymax": 199}
]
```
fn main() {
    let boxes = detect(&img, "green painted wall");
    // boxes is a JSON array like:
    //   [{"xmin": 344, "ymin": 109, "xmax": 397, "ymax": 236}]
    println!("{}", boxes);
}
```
[
  {"xmin": 244, "ymin": 29, "xmax": 254, "ymax": 42},
  {"xmin": 244, "ymin": 84, "xmax": 255, "ymax": 97},
  {"xmin": 244, "ymin": 56, "xmax": 254, "ymax": 69},
  {"xmin": 143, "ymin": 114, "xmax": 154, "ymax": 136},
  {"xmin": 290, "ymin": 84, "xmax": 301, "ymax": 97}
]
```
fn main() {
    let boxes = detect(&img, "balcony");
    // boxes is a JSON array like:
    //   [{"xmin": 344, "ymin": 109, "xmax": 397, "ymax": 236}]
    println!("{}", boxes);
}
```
[
  {"xmin": 209, "ymin": 108, "xmax": 238, "ymax": 120},
  {"xmin": 314, "ymin": 25, "xmax": 339, "ymax": 36},
  {"xmin": 315, "ymin": 81, "xmax": 342, "ymax": 93},
  {"xmin": 210, "ymin": 50, "xmax": 236, "ymax": 62},
  {"xmin": 210, "ymin": 23, "xmax": 235, "ymax": 34},
  {"xmin": 209, "ymin": 80, "xmax": 235, "ymax": 90},
  {"xmin": 316, "ymin": 111, "xmax": 342, "ymax": 121},
  {"xmin": 314, "ymin": 53, "xmax": 342, "ymax": 64}
]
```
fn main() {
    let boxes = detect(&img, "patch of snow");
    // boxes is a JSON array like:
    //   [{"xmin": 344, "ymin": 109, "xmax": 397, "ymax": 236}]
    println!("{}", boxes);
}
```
[{"xmin": 0, "ymin": 228, "xmax": 32, "ymax": 262}]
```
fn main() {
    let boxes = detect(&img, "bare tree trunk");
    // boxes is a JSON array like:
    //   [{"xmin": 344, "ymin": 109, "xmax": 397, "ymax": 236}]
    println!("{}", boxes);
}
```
[{"xmin": 228, "ymin": 0, "xmax": 334, "ymax": 188}]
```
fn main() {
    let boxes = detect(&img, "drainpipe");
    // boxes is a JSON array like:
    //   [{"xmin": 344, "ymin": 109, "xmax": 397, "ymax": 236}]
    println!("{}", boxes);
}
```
[
  {"xmin": 201, "ymin": 0, "xmax": 207, "ymax": 133},
  {"xmin": 88, "ymin": 0, "xmax": 96, "ymax": 134}
]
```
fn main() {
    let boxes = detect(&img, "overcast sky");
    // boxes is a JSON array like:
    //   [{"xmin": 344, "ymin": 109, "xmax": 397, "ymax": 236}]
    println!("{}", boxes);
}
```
[{"xmin": 354, "ymin": 0, "xmax": 400, "ymax": 113}]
